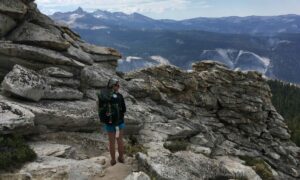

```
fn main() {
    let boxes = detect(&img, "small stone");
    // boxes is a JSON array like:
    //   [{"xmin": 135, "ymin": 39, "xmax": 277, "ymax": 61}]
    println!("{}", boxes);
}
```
[
  {"xmin": 190, "ymin": 134, "xmax": 209, "ymax": 146},
  {"xmin": 125, "ymin": 171, "xmax": 151, "ymax": 180},
  {"xmin": 189, "ymin": 145, "xmax": 211, "ymax": 156},
  {"xmin": 268, "ymin": 152, "xmax": 280, "ymax": 160},
  {"xmin": 291, "ymin": 168, "xmax": 299, "ymax": 177}
]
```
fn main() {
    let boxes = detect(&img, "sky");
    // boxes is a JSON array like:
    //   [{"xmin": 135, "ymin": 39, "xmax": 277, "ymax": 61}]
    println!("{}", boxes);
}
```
[{"xmin": 36, "ymin": 0, "xmax": 300, "ymax": 20}]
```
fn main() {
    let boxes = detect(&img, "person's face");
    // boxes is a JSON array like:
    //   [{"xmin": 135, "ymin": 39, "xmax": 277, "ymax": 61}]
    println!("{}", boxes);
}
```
[{"xmin": 112, "ymin": 83, "xmax": 120, "ymax": 91}]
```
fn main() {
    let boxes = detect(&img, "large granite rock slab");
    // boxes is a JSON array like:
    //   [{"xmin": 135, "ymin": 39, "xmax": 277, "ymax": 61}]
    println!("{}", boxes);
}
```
[
  {"xmin": 29, "ymin": 131, "xmax": 109, "ymax": 159},
  {"xmin": 137, "ymin": 151, "xmax": 231, "ymax": 180},
  {"xmin": 0, "ymin": 42, "xmax": 85, "ymax": 68},
  {"xmin": 1, "ymin": 65, "xmax": 47, "ymax": 101},
  {"xmin": 0, "ymin": 100, "xmax": 35, "ymax": 134},
  {"xmin": 29, "ymin": 142, "xmax": 75, "ymax": 158},
  {"xmin": 17, "ymin": 100, "xmax": 100, "ymax": 132},
  {"xmin": 18, "ymin": 156, "xmax": 105, "ymax": 179},
  {"xmin": 81, "ymin": 64, "xmax": 116, "ymax": 88},
  {"xmin": 0, "ymin": 54, "xmax": 53, "ymax": 72},
  {"xmin": 8, "ymin": 22, "xmax": 70, "ymax": 51},
  {"xmin": 216, "ymin": 156, "xmax": 262, "ymax": 180},
  {"xmin": 43, "ymin": 87, "xmax": 83, "ymax": 100},
  {"xmin": 0, "ymin": 13, "xmax": 16, "ymax": 37},
  {"xmin": 65, "ymin": 45, "xmax": 94, "ymax": 65},
  {"xmin": 91, "ymin": 54, "xmax": 121, "ymax": 62},
  {"xmin": 45, "ymin": 76, "xmax": 80, "ymax": 88},
  {"xmin": 80, "ymin": 42, "xmax": 121, "ymax": 57},
  {"xmin": 39, "ymin": 67, "xmax": 74, "ymax": 78},
  {"xmin": 0, "ymin": 0, "xmax": 27, "ymax": 19}
]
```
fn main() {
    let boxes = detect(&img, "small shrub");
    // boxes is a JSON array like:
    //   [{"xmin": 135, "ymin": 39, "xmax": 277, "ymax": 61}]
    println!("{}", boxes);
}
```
[
  {"xmin": 254, "ymin": 163, "xmax": 274, "ymax": 180},
  {"xmin": 233, "ymin": 172, "xmax": 248, "ymax": 180},
  {"xmin": 239, "ymin": 156, "xmax": 275, "ymax": 180},
  {"xmin": 125, "ymin": 135, "xmax": 147, "ymax": 157},
  {"xmin": 0, "ymin": 134, "xmax": 37, "ymax": 171},
  {"xmin": 208, "ymin": 176, "xmax": 230, "ymax": 180},
  {"xmin": 125, "ymin": 144, "xmax": 147, "ymax": 157},
  {"xmin": 163, "ymin": 140, "xmax": 189, "ymax": 153}
]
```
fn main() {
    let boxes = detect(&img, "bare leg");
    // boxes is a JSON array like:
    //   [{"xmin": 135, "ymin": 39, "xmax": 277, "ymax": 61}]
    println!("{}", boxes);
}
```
[
  {"xmin": 108, "ymin": 132, "xmax": 116, "ymax": 165},
  {"xmin": 116, "ymin": 130, "xmax": 125, "ymax": 163}
]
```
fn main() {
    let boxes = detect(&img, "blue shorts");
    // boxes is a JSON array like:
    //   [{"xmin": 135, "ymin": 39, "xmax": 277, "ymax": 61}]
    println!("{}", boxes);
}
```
[{"xmin": 104, "ymin": 122, "xmax": 125, "ymax": 132}]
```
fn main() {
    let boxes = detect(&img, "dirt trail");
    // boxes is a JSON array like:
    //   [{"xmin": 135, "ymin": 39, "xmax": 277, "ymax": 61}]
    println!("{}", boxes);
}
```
[{"xmin": 99, "ymin": 152, "xmax": 138, "ymax": 180}]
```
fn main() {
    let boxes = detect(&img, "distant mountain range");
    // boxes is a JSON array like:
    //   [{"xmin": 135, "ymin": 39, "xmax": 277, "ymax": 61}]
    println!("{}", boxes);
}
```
[
  {"xmin": 51, "ymin": 8, "xmax": 300, "ymax": 84},
  {"xmin": 52, "ymin": 7, "xmax": 300, "ymax": 34}
]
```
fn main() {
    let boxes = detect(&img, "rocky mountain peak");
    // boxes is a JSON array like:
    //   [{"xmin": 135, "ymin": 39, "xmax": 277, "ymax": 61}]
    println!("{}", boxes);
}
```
[
  {"xmin": 74, "ymin": 7, "xmax": 85, "ymax": 14},
  {"xmin": 0, "ymin": 1, "xmax": 299, "ymax": 180}
]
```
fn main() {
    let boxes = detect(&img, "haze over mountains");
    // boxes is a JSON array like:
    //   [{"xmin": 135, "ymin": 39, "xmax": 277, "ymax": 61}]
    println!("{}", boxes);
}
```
[{"xmin": 51, "ymin": 8, "xmax": 300, "ymax": 84}]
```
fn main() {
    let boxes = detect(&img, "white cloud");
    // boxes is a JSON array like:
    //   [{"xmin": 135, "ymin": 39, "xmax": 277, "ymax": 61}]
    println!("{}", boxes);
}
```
[{"xmin": 125, "ymin": 56, "xmax": 142, "ymax": 62}]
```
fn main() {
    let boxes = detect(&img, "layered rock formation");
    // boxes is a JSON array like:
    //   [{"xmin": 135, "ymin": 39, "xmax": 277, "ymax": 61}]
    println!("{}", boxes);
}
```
[
  {"xmin": 0, "ymin": 1, "xmax": 299, "ymax": 180},
  {"xmin": 0, "ymin": 0, "xmax": 121, "ymax": 133},
  {"xmin": 123, "ymin": 61, "xmax": 300, "ymax": 179}
]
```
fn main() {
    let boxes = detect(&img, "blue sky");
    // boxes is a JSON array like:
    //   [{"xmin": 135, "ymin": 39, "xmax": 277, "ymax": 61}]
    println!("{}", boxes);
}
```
[{"xmin": 36, "ymin": 0, "xmax": 300, "ymax": 20}]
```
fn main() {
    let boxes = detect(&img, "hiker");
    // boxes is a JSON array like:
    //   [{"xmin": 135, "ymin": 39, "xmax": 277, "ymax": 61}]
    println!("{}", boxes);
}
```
[{"xmin": 97, "ymin": 78, "xmax": 126, "ymax": 166}]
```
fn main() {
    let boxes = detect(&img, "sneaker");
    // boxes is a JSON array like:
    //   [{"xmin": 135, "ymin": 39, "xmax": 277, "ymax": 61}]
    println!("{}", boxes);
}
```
[
  {"xmin": 110, "ymin": 159, "xmax": 116, "ymax": 166},
  {"xmin": 118, "ymin": 156, "xmax": 124, "ymax": 163}
]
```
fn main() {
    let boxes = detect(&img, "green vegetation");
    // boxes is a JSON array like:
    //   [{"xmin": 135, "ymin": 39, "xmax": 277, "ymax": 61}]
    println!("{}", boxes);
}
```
[
  {"xmin": 232, "ymin": 173, "xmax": 248, "ymax": 180},
  {"xmin": 234, "ymin": 174, "xmax": 248, "ymax": 180},
  {"xmin": 125, "ymin": 144, "xmax": 147, "ymax": 157},
  {"xmin": 163, "ymin": 140, "xmax": 189, "ymax": 153},
  {"xmin": 239, "ymin": 156, "xmax": 274, "ymax": 180},
  {"xmin": 125, "ymin": 135, "xmax": 147, "ymax": 157},
  {"xmin": 0, "ymin": 134, "xmax": 37, "ymax": 171},
  {"xmin": 268, "ymin": 80, "xmax": 300, "ymax": 146}
]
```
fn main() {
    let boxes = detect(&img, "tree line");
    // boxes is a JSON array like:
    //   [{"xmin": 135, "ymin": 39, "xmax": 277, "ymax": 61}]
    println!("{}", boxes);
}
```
[{"xmin": 268, "ymin": 80, "xmax": 300, "ymax": 146}]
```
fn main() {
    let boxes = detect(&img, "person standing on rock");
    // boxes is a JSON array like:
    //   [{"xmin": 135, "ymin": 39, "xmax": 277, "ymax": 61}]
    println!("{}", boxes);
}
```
[{"xmin": 97, "ymin": 78, "xmax": 126, "ymax": 166}]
